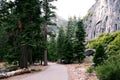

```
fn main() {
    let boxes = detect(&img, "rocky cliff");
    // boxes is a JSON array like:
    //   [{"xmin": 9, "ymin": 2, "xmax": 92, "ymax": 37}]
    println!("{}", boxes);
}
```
[{"xmin": 84, "ymin": 0, "xmax": 120, "ymax": 40}]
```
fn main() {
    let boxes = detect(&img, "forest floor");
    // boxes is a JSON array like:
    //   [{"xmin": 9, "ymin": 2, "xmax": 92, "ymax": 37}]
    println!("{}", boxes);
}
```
[
  {"xmin": 67, "ymin": 62, "xmax": 98, "ymax": 80},
  {"xmin": 0, "ymin": 62, "xmax": 4, "ymax": 68}
]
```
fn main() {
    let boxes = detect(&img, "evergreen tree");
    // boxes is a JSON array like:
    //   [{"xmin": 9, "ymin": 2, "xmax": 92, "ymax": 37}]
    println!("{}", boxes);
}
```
[
  {"xmin": 66, "ymin": 17, "xmax": 76, "ymax": 39},
  {"xmin": 0, "ymin": 0, "xmax": 7, "ymax": 61},
  {"xmin": 93, "ymin": 44, "xmax": 106, "ymax": 66},
  {"xmin": 14, "ymin": 0, "xmax": 45, "ymax": 68},
  {"xmin": 74, "ymin": 20, "xmax": 86, "ymax": 63},
  {"xmin": 0, "ymin": 0, "xmax": 56, "ymax": 68},
  {"xmin": 0, "ymin": 0, "xmax": 19, "ymax": 63},
  {"xmin": 63, "ymin": 37, "xmax": 73, "ymax": 63},
  {"xmin": 48, "ymin": 36, "xmax": 57, "ymax": 61},
  {"xmin": 57, "ymin": 27, "xmax": 65, "ymax": 62},
  {"xmin": 42, "ymin": 0, "xmax": 56, "ymax": 66},
  {"xmin": 62, "ymin": 18, "xmax": 77, "ymax": 63}
]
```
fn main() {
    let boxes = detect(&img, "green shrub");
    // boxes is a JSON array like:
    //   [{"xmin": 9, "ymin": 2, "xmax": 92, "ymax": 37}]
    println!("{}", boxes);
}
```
[
  {"xmin": 86, "ymin": 41, "xmax": 99, "ymax": 49},
  {"xmin": 93, "ymin": 44, "xmax": 106, "ymax": 66},
  {"xmin": 86, "ymin": 30, "xmax": 120, "ymax": 80},
  {"xmin": 106, "ymin": 35, "xmax": 120, "ymax": 56},
  {"xmin": 96, "ymin": 55, "xmax": 120, "ymax": 80},
  {"xmin": 3, "ymin": 62, "xmax": 11, "ymax": 67},
  {"xmin": 9, "ymin": 66, "xmax": 18, "ymax": 71},
  {"xmin": 86, "ymin": 32, "xmax": 116, "ymax": 49},
  {"xmin": 87, "ymin": 66, "xmax": 94, "ymax": 73}
]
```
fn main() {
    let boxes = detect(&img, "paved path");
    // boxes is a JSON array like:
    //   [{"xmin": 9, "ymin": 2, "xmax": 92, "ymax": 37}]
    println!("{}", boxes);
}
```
[{"xmin": 20, "ymin": 63, "xmax": 70, "ymax": 80}]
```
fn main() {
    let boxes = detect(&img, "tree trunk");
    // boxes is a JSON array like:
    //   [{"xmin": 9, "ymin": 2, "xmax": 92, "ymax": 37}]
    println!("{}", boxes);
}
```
[
  {"xmin": 20, "ymin": 45, "xmax": 28, "ymax": 68},
  {"xmin": 44, "ymin": 50, "xmax": 47, "ymax": 66},
  {"xmin": 28, "ymin": 46, "xmax": 33, "ymax": 65},
  {"xmin": 40, "ymin": 59, "xmax": 42, "ymax": 65},
  {"xmin": 40, "ymin": 51, "xmax": 43, "ymax": 65},
  {"xmin": 43, "ymin": 24, "xmax": 48, "ymax": 66}
]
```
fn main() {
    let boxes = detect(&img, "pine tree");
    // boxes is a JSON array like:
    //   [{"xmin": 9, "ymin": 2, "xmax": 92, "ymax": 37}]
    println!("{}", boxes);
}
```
[
  {"xmin": 0, "ymin": 0, "xmax": 56, "ymax": 68},
  {"xmin": 14, "ymin": 0, "xmax": 56, "ymax": 67},
  {"xmin": 63, "ymin": 37, "xmax": 73, "ymax": 63},
  {"xmin": 0, "ymin": 0, "xmax": 19, "ymax": 63},
  {"xmin": 0, "ymin": 0, "xmax": 7, "ymax": 61},
  {"xmin": 14, "ymin": 0, "xmax": 45, "ymax": 68},
  {"xmin": 62, "ymin": 18, "xmax": 77, "ymax": 63},
  {"xmin": 42, "ymin": 0, "xmax": 56, "ymax": 66},
  {"xmin": 48, "ymin": 36, "xmax": 57, "ymax": 61},
  {"xmin": 93, "ymin": 44, "xmax": 106, "ymax": 66},
  {"xmin": 57, "ymin": 27, "xmax": 65, "ymax": 62},
  {"xmin": 74, "ymin": 20, "xmax": 86, "ymax": 63},
  {"xmin": 66, "ymin": 17, "xmax": 76, "ymax": 39}
]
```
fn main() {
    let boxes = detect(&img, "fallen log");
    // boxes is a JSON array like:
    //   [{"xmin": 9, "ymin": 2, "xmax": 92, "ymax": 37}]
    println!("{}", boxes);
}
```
[
  {"xmin": 0, "ymin": 68, "xmax": 31, "ymax": 79},
  {"xmin": 0, "ymin": 73, "xmax": 6, "ymax": 79}
]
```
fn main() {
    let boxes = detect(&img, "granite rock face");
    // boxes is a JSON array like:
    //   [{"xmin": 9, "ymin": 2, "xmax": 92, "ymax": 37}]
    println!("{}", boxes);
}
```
[{"xmin": 84, "ymin": 0, "xmax": 120, "ymax": 40}]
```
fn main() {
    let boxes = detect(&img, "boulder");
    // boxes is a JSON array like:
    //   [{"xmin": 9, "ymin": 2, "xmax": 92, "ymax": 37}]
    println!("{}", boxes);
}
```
[{"xmin": 85, "ymin": 49, "xmax": 96, "ymax": 56}]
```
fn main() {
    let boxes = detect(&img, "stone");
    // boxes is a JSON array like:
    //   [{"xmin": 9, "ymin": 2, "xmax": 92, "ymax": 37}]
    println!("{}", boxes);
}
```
[
  {"xmin": 0, "ymin": 68, "xmax": 9, "ymax": 73},
  {"xmin": 0, "ymin": 74, "xmax": 6, "ymax": 79},
  {"xmin": 85, "ymin": 49, "xmax": 96, "ymax": 56},
  {"xmin": 84, "ymin": 0, "xmax": 120, "ymax": 40}
]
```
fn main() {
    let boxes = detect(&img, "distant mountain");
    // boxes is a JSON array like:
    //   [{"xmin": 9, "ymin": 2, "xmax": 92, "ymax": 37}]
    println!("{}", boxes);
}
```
[
  {"xmin": 56, "ymin": 15, "xmax": 68, "ymax": 28},
  {"xmin": 48, "ymin": 15, "xmax": 67, "ymax": 34}
]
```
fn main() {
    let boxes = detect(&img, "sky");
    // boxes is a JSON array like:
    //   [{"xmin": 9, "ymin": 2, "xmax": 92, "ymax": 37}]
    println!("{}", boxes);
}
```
[{"xmin": 52, "ymin": 0, "xmax": 96, "ymax": 20}]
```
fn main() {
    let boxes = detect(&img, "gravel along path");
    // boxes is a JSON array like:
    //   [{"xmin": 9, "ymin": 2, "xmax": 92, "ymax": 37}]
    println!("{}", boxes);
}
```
[{"xmin": 67, "ymin": 63, "xmax": 98, "ymax": 80}]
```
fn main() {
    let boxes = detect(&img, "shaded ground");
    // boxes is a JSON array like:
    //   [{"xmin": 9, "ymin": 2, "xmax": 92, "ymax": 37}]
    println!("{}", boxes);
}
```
[{"xmin": 67, "ymin": 62, "xmax": 98, "ymax": 80}]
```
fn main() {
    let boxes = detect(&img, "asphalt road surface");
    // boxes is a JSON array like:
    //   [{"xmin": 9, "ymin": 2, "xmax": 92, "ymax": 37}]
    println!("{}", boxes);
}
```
[{"xmin": 20, "ymin": 63, "xmax": 70, "ymax": 80}]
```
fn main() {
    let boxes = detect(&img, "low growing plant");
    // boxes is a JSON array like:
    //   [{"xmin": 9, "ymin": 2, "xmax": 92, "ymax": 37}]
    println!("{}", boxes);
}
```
[
  {"xmin": 96, "ymin": 55, "xmax": 120, "ymax": 80},
  {"xmin": 87, "ymin": 66, "xmax": 94, "ymax": 73}
]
